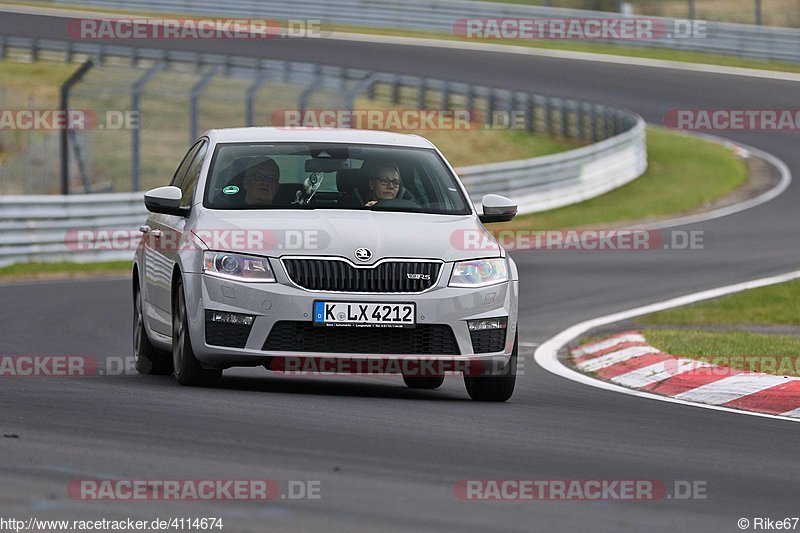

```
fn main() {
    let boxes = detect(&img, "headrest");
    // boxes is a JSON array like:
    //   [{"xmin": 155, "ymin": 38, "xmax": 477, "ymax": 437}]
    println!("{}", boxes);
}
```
[{"xmin": 336, "ymin": 168, "xmax": 367, "ymax": 192}]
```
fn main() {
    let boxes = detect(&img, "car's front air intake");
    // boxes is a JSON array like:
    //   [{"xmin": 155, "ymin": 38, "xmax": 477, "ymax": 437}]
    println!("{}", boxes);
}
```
[
  {"xmin": 263, "ymin": 321, "xmax": 460, "ymax": 355},
  {"xmin": 282, "ymin": 258, "xmax": 441, "ymax": 293}
]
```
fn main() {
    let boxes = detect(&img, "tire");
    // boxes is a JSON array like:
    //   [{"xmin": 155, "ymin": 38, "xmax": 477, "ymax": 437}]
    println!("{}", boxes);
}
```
[
  {"xmin": 133, "ymin": 282, "xmax": 173, "ymax": 375},
  {"xmin": 463, "ymin": 333, "xmax": 517, "ymax": 402},
  {"xmin": 172, "ymin": 279, "xmax": 222, "ymax": 387},
  {"xmin": 402, "ymin": 374, "xmax": 445, "ymax": 390}
]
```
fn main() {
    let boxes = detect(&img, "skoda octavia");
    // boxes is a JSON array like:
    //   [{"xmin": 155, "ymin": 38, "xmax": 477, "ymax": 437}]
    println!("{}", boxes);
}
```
[{"xmin": 132, "ymin": 128, "xmax": 520, "ymax": 401}]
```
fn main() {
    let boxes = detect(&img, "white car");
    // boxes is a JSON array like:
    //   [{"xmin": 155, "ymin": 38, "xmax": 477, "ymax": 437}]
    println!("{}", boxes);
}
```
[{"xmin": 132, "ymin": 127, "xmax": 520, "ymax": 401}]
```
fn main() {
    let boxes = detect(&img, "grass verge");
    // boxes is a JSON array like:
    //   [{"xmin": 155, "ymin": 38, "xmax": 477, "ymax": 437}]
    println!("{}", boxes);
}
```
[
  {"xmin": 629, "ymin": 280, "xmax": 800, "ymax": 378},
  {"xmin": 642, "ymin": 329, "xmax": 800, "ymax": 378},
  {"xmin": 494, "ymin": 127, "xmax": 748, "ymax": 231},
  {"xmin": 640, "ymin": 279, "xmax": 800, "ymax": 326},
  {"xmin": 0, "ymin": 260, "xmax": 131, "ymax": 281}
]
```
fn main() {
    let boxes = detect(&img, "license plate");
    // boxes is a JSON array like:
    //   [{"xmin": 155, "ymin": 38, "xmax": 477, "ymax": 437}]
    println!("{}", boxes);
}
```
[{"xmin": 313, "ymin": 301, "xmax": 416, "ymax": 328}]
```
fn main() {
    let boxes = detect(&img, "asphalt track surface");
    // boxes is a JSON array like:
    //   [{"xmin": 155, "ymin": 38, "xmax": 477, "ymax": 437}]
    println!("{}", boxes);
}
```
[{"xmin": 1, "ymin": 11, "xmax": 799, "ymax": 533}]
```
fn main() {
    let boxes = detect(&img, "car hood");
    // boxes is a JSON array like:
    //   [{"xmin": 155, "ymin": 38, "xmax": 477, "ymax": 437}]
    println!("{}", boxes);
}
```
[{"xmin": 192, "ymin": 209, "xmax": 500, "ymax": 263}]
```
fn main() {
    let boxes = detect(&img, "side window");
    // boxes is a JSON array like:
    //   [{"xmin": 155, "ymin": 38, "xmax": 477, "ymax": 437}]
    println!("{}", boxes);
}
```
[
  {"xmin": 180, "ymin": 141, "xmax": 208, "ymax": 207},
  {"xmin": 170, "ymin": 141, "xmax": 203, "ymax": 189}
]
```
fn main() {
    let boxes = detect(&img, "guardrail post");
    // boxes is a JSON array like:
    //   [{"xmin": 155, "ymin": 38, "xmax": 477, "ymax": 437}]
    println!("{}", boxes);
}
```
[
  {"xmin": 282, "ymin": 61, "xmax": 291, "ymax": 84},
  {"xmin": 417, "ymin": 79, "xmax": 426, "ymax": 109},
  {"xmin": 131, "ymin": 61, "xmax": 166, "ymax": 192},
  {"xmin": 441, "ymin": 82, "xmax": 451, "ymax": 110},
  {"xmin": 64, "ymin": 41, "xmax": 73, "ymax": 63},
  {"xmin": 130, "ymin": 47, "xmax": 140, "ymax": 68},
  {"xmin": 246, "ymin": 67, "xmax": 269, "ymax": 127},
  {"xmin": 343, "ymin": 72, "xmax": 376, "ymax": 127},
  {"xmin": 523, "ymin": 93, "xmax": 533, "ymax": 133},
  {"xmin": 190, "ymin": 65, "xmax": 223, "ymax": 143},
  {"xmin": 60, "ymin": 58, "xmax": 94, "ymax": 195},
  {"xmin": 487, "ymin": 90, "xmax": 496, "ymax": 124},
  {"xmin": 96, "ymin": 44, "xmax": 105, "ymax": 66},
  {"xmin": 31, "ymin": 39, "xmax": 39, "ymax": 62},
  {"xmin": 298, "ymin": 64, "xmax": 323, "ymax": 120},
  {"xmin": 367, "ymin": 78, "xmax": 377, "ymax": 100},
  {"xmin": 391, "ymin": 74, "xmax": 401, "ymax": 104},
  {"xmin": 0, "ymin": 36, "xmax": 5, "ymax": 60}
]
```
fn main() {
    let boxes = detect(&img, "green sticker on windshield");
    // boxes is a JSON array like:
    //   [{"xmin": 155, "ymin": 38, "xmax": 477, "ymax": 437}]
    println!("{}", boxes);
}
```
[{"xmin": 222, "ymin": 185, "xmax": 239, "ymax": 195}]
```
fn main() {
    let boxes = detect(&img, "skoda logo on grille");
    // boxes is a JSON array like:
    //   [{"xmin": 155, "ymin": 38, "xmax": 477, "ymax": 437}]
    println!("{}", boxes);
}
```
[{"xmin": 354, "ymin": 248, "xmax": 372, "ymax": 262}]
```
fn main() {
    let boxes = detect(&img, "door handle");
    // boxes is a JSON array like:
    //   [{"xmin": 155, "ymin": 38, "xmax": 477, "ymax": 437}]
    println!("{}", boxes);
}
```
[
  {"xmin": 150, "ymin": 229, "xmax": 163, "ymax": 239},
  {"xmin": 139, "ymin": 225, "xmax": 151, "ymax": 234}
]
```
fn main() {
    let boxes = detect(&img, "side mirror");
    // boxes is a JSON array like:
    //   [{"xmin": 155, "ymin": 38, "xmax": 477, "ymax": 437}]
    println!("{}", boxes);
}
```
[
  {"xmin": 144, "ymin": 186, "xmax": 190, "ymax": 217},
  {"xmin": 479, "ymin": 194, "xmax": 517, "ymax": 223}
]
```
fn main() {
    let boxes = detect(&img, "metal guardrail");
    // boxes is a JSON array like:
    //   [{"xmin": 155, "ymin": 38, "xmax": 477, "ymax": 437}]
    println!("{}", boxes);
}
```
[
  {"xmin": 0, "ymin": 34, "xmax": 646, "ymax": 266},
  {"xmin": 33, "ymin": 0, "xmax": 800, "ymax": 63},
  {"xmin": 0, "ymin": 192, "xmax": 146, "ymax": 265}
]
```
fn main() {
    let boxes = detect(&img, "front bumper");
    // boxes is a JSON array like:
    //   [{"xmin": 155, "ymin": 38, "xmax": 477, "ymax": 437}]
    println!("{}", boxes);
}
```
[{"xmin": 181, "ymin": 260, "xmax": 519, "ymax": 372}]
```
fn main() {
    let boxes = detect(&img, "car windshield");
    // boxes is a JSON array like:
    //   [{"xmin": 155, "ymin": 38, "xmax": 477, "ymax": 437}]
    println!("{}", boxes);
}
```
[{"xmin": 203, "ymin": 142, "xmax": 472, "ymax": 215}]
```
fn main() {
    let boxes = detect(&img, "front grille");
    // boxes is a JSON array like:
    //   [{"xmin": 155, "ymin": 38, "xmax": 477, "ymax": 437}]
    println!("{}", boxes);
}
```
[
  {"xmin": 470, "ymin": 329, "xmax": 507, "ymax": 353},
  {"xmin": 263, "ymin": 321, "xmax": 460, "ymax": 355},
  {"xmin": 282, "ymin": 258, "xmax": 440, "ymax": 293},
  {"xmin": 205, "ymin": 314, "xmax": 252, "ymax": 348}
]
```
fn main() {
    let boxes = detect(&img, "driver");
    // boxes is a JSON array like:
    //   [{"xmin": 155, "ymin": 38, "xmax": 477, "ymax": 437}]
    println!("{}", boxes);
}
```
[
  {"xmin": 242, "ymin": 158, "xmax": 280, "ymax": 205},
  {"xmin": 364, "ymin": 164, "xmax": 401, "ymax": 207}
]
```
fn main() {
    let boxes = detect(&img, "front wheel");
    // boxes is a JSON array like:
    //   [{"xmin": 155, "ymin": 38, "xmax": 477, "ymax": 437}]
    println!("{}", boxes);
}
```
[
  {"xmin": 463, "ymin": 333, "xmax": 517, "ymax": 402},
  {"xmin": 172, "ymin": 279, "xmax": 222, "ymax": 387}
]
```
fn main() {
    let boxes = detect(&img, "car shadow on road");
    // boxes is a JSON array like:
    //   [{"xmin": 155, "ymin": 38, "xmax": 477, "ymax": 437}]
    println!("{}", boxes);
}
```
[{"xmin": 212, "ymin": 372, "xmax": 471, "ymax": 402}]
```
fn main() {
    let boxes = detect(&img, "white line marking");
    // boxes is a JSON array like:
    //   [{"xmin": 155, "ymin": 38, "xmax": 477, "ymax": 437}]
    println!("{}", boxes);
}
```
[
  {"xmin": 611, "ymin": 358, "xmax": 713, "ymax": 388},
  {"xmin": 576, "ymin": 345, "xmax": 660, "ymax": 373},
  {"xmin": 572, "ymin": 333, "xmax": 646, "ymax": 357},
  {"xmin": 534, "ymin": 269, "xmax": 800, "ymax": 424},
  {"xmin": 674, "ymin": 374, "xmax": 794, "ymax": 405}
]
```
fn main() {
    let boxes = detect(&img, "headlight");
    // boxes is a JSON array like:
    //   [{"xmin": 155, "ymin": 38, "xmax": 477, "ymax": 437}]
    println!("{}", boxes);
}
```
[
  {"xmin": 449, "ymin": 258, "xmax": 508, "ymax": 287},
  {"xmin": 203, "ymin": 251, "xmax": 275, "ymax": 282}
]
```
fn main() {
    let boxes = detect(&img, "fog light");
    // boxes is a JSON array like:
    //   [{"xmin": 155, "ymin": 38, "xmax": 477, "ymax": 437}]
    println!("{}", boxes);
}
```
[
  {"xmin": 467, "ymin": 317, "xmax": 508, "ymax": 331},
  {"xmin": 209, "ymin": 311, "xmax": 254, "ymax": 326}
]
